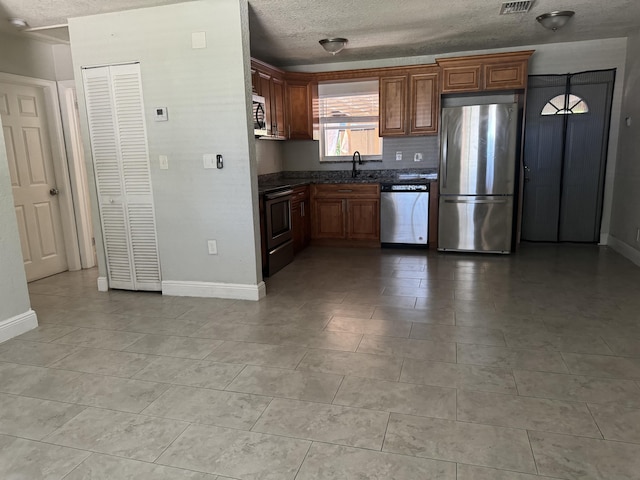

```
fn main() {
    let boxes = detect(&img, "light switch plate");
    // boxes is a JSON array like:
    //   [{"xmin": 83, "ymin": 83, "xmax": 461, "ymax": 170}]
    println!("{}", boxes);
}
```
[
  {"xmin": 414, "ymin": 153, "xmax": 423, "ymax": 162},
  {"xmin": 207, "ymin": 240, "xmax": 217, "ymax": 255},
  {"xmin": 159, "ymin": 155, "xmax": 168, "ymax": 170},
  {"xmin": 192, "ymin": 32, "xmax": 206, "ymax": 49},
  {"xmin": 203, "ymin": 154, "xmax": 216, "ymax": 169},
  {"xmin": 395, "ymin": 151, "xmax": 402, "ymax": 161}
]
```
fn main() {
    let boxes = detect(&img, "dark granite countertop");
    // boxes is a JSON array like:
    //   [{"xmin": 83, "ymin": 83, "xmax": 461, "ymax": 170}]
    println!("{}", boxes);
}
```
[{"xmin": 258, "ymin": 170, "xmax": 438, "ymax": 194}]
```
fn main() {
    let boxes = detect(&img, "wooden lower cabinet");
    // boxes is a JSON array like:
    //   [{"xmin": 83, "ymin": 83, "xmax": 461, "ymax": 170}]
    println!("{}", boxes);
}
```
[
  {"xmin": 347, "ymin": 199, "xmax": 380, "ymax": 240},
  {"xmin": 291, "ymin": 186, "xmax": 311, "ymax": 252},
  {"xmin": 311, "ymin": 184, "xmax": 380, "ymax": 244},
  {"xmin": 312, "ymin": 198, "xmax": 346, "ymax": 239}
]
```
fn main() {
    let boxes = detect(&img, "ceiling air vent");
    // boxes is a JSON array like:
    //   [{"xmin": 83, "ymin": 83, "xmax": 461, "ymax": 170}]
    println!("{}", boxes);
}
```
[{"xmin": 499, "ymin": 1, "xmax": 534, "ymax": 15}]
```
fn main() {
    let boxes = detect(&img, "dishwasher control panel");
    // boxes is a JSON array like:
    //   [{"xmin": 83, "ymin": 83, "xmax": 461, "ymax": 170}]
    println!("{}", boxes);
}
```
[{"xmin": 381, "ymin": 183, "xmax": 429, "ymax": 192}]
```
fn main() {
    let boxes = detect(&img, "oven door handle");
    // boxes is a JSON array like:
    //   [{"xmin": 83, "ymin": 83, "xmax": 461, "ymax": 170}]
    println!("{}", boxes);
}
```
[{"xmin": 265, "ymin": 189, "xmax": 293, "ymax": 200}]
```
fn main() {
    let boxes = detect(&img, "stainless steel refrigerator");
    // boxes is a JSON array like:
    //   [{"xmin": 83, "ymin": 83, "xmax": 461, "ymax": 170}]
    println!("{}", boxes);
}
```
[{"xmin": 438, "ymin": 103, "xmax": 518, "ymax": 254}]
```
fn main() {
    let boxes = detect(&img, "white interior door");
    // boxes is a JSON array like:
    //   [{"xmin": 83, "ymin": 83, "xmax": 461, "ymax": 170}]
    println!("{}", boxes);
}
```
[
  {"xmin": 83, "ymin": 63, "xmax": 161, "ymax": 291},
  {"xmin": 1, "ymin": 82, "xmax": 68, "ymax": 281}
]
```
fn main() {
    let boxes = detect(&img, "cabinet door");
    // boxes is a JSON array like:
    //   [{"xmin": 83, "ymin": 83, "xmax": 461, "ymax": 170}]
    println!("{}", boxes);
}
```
[
  {"xmin": 379, "ymin": 75, "xmax": 407, "ymax": 136},
  {"xmin": 302, "ymin": 199, "xmax": 311, "ymax": 248},
  {"xmin": 271, "ymin": 76, "xmax": 286, "ymax": 138},
  {"xmin": 440, "ymin": 65, "xmax": 482, "ymax": 93},
  {"xmin": 484, "ymin": 61, "xmax": 527, "ymax": 90},
  {"xmin": 409, "ymin": 71, "xmax": 439, "ymax": 135},
  {"xmin": 347, "ymin": 199, "xmax": 380, "ymax": 240},
  {"xmin": 251, "ymin": 67, "xmax": 259, "ymax": 94},
  {"xmin": 312, "ymin": 199, "xmax": 346, "ymax": 239},
  {"xmin": 287, "ymin": 81, "xmax": 313, "ymax": 140},
  {"xmin": 258, "ymin": 72, "xmax": 272, "ymax": 134},
  {"xmin": 291, "ymin": 201, "xmax": 304, "ymax": 253}
]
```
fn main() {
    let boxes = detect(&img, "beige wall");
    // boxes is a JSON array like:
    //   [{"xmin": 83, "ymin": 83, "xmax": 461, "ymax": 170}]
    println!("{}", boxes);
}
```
[
  {"xmin": 0, "ymin": 115, "xmax": 32, "ymax": 323},
  {"xmin": 52, "ymin": 44, "xmax": 75, "ymax": 81},
  {"xmin": 69, "ymin": 0, "xmax": 262, "ymax": 289},
  {"xmin": 0, "ymin": 31, "xmax": 56, "ymax": 80},
  {"xmin": 255, "ymin": 140, "xmax": 284, "ymax": 175},
  {"xmin": 609, "ymin": 30, "xmax": 640, "ymax": 264}
]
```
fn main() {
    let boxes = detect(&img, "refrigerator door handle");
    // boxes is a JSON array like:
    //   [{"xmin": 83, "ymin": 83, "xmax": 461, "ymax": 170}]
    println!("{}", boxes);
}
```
[
  {"xmin": 444, "ymin": 198, "xmax": 509, "ymax": 205},
  {"xmin": 441, "ymin": 126, "xmax": 448, "ymax": 189}
]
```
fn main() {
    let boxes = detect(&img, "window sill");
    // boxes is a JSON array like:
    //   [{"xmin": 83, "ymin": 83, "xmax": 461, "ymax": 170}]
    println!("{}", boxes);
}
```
[{"xmin": 319, "ymin": 158, "xmax": 383, "ymax": 164}]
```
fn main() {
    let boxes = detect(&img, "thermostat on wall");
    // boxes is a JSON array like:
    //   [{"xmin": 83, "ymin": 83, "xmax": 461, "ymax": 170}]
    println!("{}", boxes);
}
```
[{"xmin": 154, "ymin": 107, "xmax": 168, "ymax": 122}]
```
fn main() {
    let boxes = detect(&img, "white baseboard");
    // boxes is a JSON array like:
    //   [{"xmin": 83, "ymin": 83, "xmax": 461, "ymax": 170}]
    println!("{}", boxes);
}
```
[
  {"xmin": 607, "ymin": 234, "xmax": 640, "ymax": 267},
  {"xmin": 599, "ymin": 232, "xmax": 609, "ymax": 246},
  {"xmin": 162, "ymin": 280, "xmax": 267, "ymax": 301},
  {"xmin": 0, "ymin": 310, "xmax": 38, "ymax": 343},
  {"xmin": 97, "ymin": 276, "xmax": 108, "ymax": 292}
]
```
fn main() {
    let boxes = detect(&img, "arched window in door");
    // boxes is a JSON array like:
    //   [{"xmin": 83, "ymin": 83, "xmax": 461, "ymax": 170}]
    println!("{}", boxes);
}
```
[{"xmin": 541, "ymin": 94, "xmax": 589, "ymax": 115}]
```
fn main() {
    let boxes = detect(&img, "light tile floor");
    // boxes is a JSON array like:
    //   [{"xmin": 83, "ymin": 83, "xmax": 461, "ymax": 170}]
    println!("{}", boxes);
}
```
[{"xmin": 1, "ymin": 244, "xmax": 640, "ymax": 479}]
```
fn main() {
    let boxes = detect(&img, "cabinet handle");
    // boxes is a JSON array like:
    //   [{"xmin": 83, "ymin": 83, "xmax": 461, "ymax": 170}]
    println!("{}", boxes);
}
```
[
  {"xmin": 337, "ymin": 189, "xmax": 353, "ymax": 193},
  {"xmin": 288, "ymin": 124, "xmax": 291, "ymax": 139},
  {"xmin": 301, "ymin": 203, "xmax": 305, "ymax": 217}
]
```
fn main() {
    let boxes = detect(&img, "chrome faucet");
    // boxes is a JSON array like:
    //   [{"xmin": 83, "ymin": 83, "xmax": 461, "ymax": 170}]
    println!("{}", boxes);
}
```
[{"xmin": 351, "ymin": 151, "xmax": 362, "ymax": 178}]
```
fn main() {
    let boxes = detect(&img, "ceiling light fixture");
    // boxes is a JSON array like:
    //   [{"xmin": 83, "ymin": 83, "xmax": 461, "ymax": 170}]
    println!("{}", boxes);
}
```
[
  {"xmin": 319, "ymin": 38, "xmax": 348, "ymax": 55},
  {"xmin": 536, "ymin": 10, "xmax": 575, "ymax": 31},
  {"xmin": 8, "ymin": 18, "xmax": 29, "ymax": 29}
]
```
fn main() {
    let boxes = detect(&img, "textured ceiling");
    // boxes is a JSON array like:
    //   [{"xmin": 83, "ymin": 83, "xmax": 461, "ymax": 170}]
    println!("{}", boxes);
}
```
[{"xmin": 0, "ymin": 0, "xmax": 639, "ymax": 66}]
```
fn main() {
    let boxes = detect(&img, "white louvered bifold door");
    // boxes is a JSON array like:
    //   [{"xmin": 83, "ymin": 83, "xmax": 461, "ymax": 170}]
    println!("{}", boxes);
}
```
[{"xmin": 82, "ymin": 64, "xmax": 161, "ymax": 291}]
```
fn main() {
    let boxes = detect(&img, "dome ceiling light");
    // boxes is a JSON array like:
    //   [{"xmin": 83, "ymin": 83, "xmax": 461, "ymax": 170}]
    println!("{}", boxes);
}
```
[
  {"xmin": 536, "ymin": 10, "xmax": 575, "ymax": 31},
  {"xmin": 319, "ymin": 38, "xmax": 348, "ymax": 55},
  {"xmin": 8, "ymin": 18, "xmax": 29, "ymax": 29}
]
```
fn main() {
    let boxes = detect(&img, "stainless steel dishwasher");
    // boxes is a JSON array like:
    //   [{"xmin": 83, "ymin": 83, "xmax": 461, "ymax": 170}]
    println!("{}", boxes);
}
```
[{"xmin": 380, "ymin": 183, "xmax": 429, "ymax": 246}]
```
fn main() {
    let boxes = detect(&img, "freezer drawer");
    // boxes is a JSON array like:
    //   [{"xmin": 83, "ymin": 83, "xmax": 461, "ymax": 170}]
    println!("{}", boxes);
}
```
[
  {"xmin": 381, "ymin": 192, "xmax": 429, "ymax": 245},
  {"xmin": 438, "ymin": 195, "xmax": 513, "ymax": 253}
]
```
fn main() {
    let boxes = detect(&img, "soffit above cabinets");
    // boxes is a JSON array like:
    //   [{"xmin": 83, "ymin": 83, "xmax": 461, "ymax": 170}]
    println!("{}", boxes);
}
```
[{"xmin": 1, "ymin": 0, "xmax": 638, "ymax": 66}]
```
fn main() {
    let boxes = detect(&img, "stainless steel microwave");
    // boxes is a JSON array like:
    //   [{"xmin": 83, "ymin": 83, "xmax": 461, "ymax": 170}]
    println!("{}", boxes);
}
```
[{"xmin": 252, "ymin": 94, "xmax": 268, "ymax": 137}]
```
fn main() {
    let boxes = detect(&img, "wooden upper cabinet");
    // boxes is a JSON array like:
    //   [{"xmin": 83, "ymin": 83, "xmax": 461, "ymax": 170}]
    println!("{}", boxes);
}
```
[
  {"xmin": 379, "ymin": 75, "xmax": 407, "ymax": 136},
  {"xmin": 440, "ymin": 64, "xmax": 481, "ymax": 93},
  {"xmin": 437, "ymin": 51, "xmax": 534, "ymax": 93},
  {"xmin": 251, "ymin": 59, "xmax": 288, "ymax": 139},
  {"xmin": 409, "ymin": 69, "xmax": 439, "ymax": 135},
  {"xmin": 484, "ymin": 61, "xmax": 527, "ymax": 91},
  {"xmin": 270, "ymin": 76, "xmax": 286, "ymax": 138},
  {"xmin": 258, "ymin": 71, "xmax": 272, "ymax": 132},
  {"xmin": 380, "ymin": 68, "xmax": 439, "ymax": 136},
  {"xmin": 285, "ymin": 74, "xmax": 316, "ymax": 140},
  {"xmin": 251, "ymin": 68, "xmax": 259, "ymax": 94}
]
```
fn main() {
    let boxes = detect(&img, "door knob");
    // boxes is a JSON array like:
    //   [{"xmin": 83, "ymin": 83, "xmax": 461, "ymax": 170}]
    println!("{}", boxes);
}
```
[{"xmin": 49, "ymin": 188, "xmax": 59, "ymax": 196}]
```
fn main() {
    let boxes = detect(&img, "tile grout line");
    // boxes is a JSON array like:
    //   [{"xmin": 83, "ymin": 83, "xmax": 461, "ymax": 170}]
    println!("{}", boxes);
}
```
[
  {"xmin": 584, "ymin": 402, "xmax": 605, "ymax": 440},
  {"xmin": 292, "ymin": 440, "xmax": 314, "ymax": 480},
  {"xmin": 525, "ymin": 430, "xmax": 540, "ymax": 475},
  {"xmin": 150, "ymin": 421, "xmax": 192, "ymax": 464},
  {"xmin": 330, "ymin": 375, "xmax": 346, "ymax": 404},
  {"xmin": 59, "ymin": 450, "xmax": 93, "ymax": 480}
]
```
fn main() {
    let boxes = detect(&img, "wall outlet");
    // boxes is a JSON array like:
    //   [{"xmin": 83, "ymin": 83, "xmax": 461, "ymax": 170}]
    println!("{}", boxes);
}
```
[
  {"xmin": 395, "ymin": 151, "xmax": 402, "ymax": 161},
  {"xmin": 159, "ymin": 155, "xmax": 168, "ymax": 170},
  {"xmin": 414, "ymin": 153, "xmax": 423, "ymax": 162},
  {"xmin": 207, "ymin": 240, "xmax": 218, "ymax": 255}
]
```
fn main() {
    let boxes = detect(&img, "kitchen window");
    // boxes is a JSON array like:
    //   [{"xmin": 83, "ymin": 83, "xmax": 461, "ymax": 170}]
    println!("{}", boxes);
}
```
[{"xmin": 318, "ymin": 79, "xmax": 382, "ymax": 162}]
